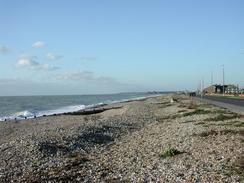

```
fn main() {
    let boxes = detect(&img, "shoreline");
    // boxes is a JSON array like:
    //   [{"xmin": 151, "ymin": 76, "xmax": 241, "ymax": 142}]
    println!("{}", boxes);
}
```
[
  {"xmin": 0, "ymin": 94, "xmax": 164, "ymax": 122},
  {"xmin": 0, "ymin": 94, "xmax": 243, "ymax": 182}
]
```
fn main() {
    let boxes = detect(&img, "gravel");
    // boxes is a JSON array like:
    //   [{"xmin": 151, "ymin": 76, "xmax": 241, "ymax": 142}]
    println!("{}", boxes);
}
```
[{"xmin": 0, "ymin": 95, "xmax": 243, "ymax": 182}]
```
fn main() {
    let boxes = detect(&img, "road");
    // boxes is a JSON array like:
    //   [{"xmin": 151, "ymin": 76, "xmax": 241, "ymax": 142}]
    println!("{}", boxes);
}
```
[
  {"xmin": 200, "ymin": 96, "xmax": 244, "ymax": 107},
  {"xmin": 194, "ymin": 95, "xmax": 244, "ymax": 114}
]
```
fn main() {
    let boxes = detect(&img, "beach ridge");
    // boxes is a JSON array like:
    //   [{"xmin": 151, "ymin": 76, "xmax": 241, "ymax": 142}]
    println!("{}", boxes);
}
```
[{"xmin": 0, "ymin": 94, "xmax": 243, "ymax": 182}]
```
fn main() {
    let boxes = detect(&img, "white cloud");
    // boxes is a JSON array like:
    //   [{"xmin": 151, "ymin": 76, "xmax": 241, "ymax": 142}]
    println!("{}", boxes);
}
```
[
  {"xmin": 79, "ymin": 56, "xmax": 96, "ymax": 61},
  {"xmin": 16, "ymin": 55, "xmax": 59, "ymax": 71},
  {"xmin": 36, "ymin": 64, "xmax": 59, "ymax": 71},
  {"xmin": 57, "ymin": 71, "xmax": 94, "ymax": 81},
  {"xmin": 0, "ymin": 78, "xmax": 71, "ymax": 96},
  {"xmin": 32, "ymin": 41, "xmax": 45, "ymax": 48},
  {"xmin": 46, "ymin": 53, "xmax": 63, "ymax": 60},
  {"xmin": 0, "ymin": 77, "xmax": 147, "ymax": 96},
  {"xmin": 17, "ymin": 55, "xmax": 38, "ymax": 67},
  {"xmin": 56, "ymin": 71, "xmax": 117, "ymax": 84},
  {"xmin": 0, "ymin": 45, "xmax": 10, "ymax": 54},
  {"xmin": 96, "ymin": 76, "xmax": 116, "ymax": 84}
]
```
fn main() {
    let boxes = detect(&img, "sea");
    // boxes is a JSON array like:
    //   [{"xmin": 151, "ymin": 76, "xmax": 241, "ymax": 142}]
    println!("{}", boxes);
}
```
[{"xmin": 0, "ymin": 92, "xmax": 166, "ymax": 121}]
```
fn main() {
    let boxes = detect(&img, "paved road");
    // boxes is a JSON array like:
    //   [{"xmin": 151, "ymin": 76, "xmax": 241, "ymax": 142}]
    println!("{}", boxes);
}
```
[
  {"xmin": 200, "ymin": 96, "xmax": 244, "ymax": 107},
  {"xmin": 194, "ymin": 96, "xmax": 244, "ymax": 114}
]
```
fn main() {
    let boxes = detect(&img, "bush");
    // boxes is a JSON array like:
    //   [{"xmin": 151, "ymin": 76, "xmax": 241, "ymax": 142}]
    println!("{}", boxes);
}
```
[
  {"xmin": 183, "ymin": 109, "xmax": 209, "ymax": 116},
  {"xmin": 204, "ymin": 113, "xmax": 240, "ymax": 122},
  {"xmin": 187, "ymin": 101, "xmax": 198, "ymax": 109},
  {"xmin": 160, "ymin": 148, "xmax": 182, "ymax": 158}
]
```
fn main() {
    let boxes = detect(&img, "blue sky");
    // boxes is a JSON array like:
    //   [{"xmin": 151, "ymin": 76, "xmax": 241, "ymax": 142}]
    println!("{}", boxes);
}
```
[{"xmin": 0, "ymin": 0, "xmax": 243, "ymax": 96}]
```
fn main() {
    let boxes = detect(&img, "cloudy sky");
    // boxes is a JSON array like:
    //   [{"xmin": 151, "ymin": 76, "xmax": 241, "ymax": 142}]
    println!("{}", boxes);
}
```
[{"xmin": 0, "ymin": 0, "xmax": 244, "ymax": 96}]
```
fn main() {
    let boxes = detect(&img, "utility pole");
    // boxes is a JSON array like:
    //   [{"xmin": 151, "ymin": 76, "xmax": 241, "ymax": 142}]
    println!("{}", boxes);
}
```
[
  {"xmin": 202, "ymin": 77, "xmax": 204, "ymax": 95},
  {"xmin": 222, "ymin": 65, "xmax": 225, "ymax": 96},
  {"xmin": 201, "ymin": 77, "xmax": 204, "ymax": 99},
  {"xmin": 211, "ymin": 71, "xmax": 213, "ymax": 85}
]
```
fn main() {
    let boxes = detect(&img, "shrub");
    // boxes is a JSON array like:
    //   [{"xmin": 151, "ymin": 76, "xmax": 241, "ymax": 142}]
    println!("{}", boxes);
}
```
[
  {"xmin": 160, "ymin": 148, "xmax": 182, "ymax": 158},
  {"xmin": 187, "ymin": 101, "xmax": 198, "ymax": 109},
  {"xmin": 230, "ymin": 157, "xmax": 244, "ymax": 176},
  {"xmin": 204, "ymin": 113, "xmax": 240, "ymax": 122},
  {"xmin": 196, "ymin": 130, "xmax": 218, "ymax": 137},
  {"xmin": 183, "ymin": 109, "xmax": 210, "ymax": 116}
]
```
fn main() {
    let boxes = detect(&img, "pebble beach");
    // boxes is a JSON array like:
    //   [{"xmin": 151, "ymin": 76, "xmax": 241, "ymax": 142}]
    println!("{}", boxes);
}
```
[{"xmin": 0, "ymin": 94, "xmax": 243, "ymax": 182}]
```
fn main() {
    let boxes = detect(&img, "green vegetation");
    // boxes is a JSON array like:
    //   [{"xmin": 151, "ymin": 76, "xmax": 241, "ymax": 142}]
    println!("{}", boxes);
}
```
[
  {"xmin": 195, "ymin": 122, "xmax": 205, "ymax": 125},
  {"xmin": 160, "ymin": 148, "xmax": 182, "ymax": 158},
  {"xmin": 158, "ymin": 104, "xmax": 172, "ymax": 108},
  {"xmin": 230, "ymin": 157, "xmax": 244, "ymax": 177},
  {"xmin": 170, "ymin": 114, "xmax": 182, "ymax": 119},
  {"xmin": 157, "ymin": 114, "xmax": 182, "ymax": 122},
  {"xmin": 172, "ymin": 97, "xmax": 180, "ymax": 102},
  {"xmin": 204, "ymin": 113, "xmax": 240, "ymax": 122},
  {"xmin": 187, "ymin": 101, "xmax": 198, "ymax": 109},
  {"xmin": 204, "ymin": 121, "xmax": 244, "ymax": 127},
  {"xmin": 234, "ymin": 121, "xmax": 244, "ymax": 127},
  {"xmin": 156, "ymin": 116, "xmax": 168, "ymax": 122},
  {"xmin": 178, "ymin": 109, "xmax": 187, "ymax": 113},
  {"xmin": 198, "ymin": 103, "xmax": 214, "ymax": 108},
  {"xmin": 178, "ymin": 103, "xmax": 187, "ymax": 108},
  {"xmin": 156, "ymin": 101, "xmax": 171, "ymax": 105},
  {"xmin": 214, "ymin": 109, "xmax": 229, "ymax": 114},
  {"xmin": 183, "ymin": 109, "xmax": 210, "ymax": 116},
  {"xmin": 195, "ymin": 129, "xmax": 244, "ymax": 137},
  {"xmin": 206, "ymin": 95, "xmax": 244, "ymax": 100},
  {"xmin": 181, "ymin": 120, "xmax": 195, "ymax": 123},
  {"xmin": 196, "ymin": 130, "xmax": 219, "ymax": 137},
  {"xmin": 227, "ymin": 96, "xmax": 244, "ymax": 100},
  {"xmin": 221, "ymin": 129, "xmax": 244, "ymax": 136}
]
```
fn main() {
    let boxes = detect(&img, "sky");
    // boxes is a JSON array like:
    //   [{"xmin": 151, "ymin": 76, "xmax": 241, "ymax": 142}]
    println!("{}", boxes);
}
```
[{"xmin": 0, "ymin": 0, "xmax": 243, "ymax": 96}]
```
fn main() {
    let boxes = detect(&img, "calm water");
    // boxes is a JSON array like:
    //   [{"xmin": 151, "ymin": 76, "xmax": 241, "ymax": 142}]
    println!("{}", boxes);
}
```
[{"xmin": 0, "ymin": 92, "xmax": 164, "ymax": 121}]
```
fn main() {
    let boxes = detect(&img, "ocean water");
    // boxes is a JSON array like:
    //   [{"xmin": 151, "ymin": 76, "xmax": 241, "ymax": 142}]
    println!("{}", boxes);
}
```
[{"xmin": 0, "ymin": 92, "xmax": 164, "ymax": 121}]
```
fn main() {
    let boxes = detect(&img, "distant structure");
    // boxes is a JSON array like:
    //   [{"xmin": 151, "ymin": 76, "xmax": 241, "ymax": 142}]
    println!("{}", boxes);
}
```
[
  {"xmin": 203, "ymin": 84, "xmax": 239, "ymax": 95},
  {"xmin": 225, "ymin": 85, "xmax": 239, "ymax": 94},
  {"xmin": 188, "ymin": 92, "xmax": 196, "ymax": 97},
  {"xmin": 203, "ymin": 84, "xmax": 227, "ymax": 94},
  {"xmin": 240, "ymin": 88, "xmax": 244, "ymax": 94}
]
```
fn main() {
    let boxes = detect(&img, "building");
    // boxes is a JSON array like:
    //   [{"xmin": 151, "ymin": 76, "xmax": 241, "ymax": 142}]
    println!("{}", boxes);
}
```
[
  {"xmin": 203, "ymin": 84, "xmax": 228, "ymax": 94},
  {"xmin": 188, "ymin": 92, "xmax": 196, "ymax": 97},
  {"xmin": 203, "ymin": 84, "xmax": 240, "ymax": 94},
  {"xmin": 225, "ymin": 85, "xmax": 239, "ymax": 94},
  {"xmin": 240, "ymin": 88, "xmax": 244, "ymax": 94}
]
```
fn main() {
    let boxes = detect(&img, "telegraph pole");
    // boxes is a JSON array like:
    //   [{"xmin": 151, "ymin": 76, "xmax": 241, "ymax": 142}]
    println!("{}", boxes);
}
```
[
  {"xmin": 201, "ymin": 77, "xmax": 204, "ymax": 100},
  {"xmin": 202, "ymin": 77, "xmax": 204, "ymax": 95},
  {"xmin": 211, "ymin": 71, "xmax": 213, "ymax": 85},
  {"xmin": 222, "ymin": 65, "xmax": 225, "ymax": 96}
]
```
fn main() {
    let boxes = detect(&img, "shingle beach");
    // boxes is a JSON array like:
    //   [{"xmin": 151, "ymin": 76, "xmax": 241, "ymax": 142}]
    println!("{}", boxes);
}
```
[{"xmin": 0, "ymin": 95, "xmax": 243, "ymax": 182}]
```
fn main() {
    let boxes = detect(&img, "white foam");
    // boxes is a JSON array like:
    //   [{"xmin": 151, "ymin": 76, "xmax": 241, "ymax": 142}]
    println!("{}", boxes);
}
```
[
  {"xmin": 0, "ymin": 94, "xmax": 163, "ymax": 122},
  {"xmin": 0, "ymin": 105, "xmax": 85, "ymax": 121},
  {"xmin": 38, "ymin": 105, "xmax": 86, "ymax": 116}
]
